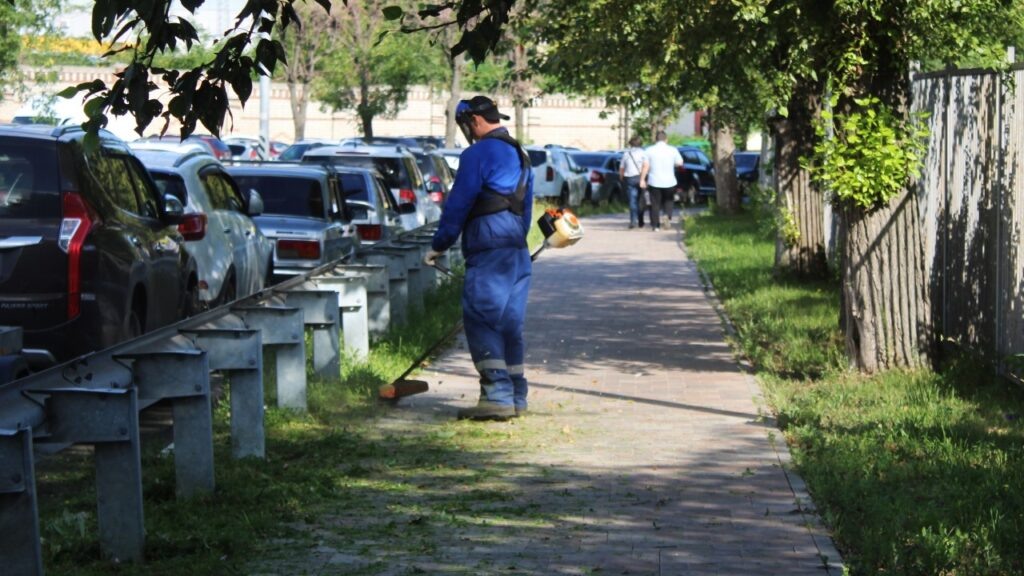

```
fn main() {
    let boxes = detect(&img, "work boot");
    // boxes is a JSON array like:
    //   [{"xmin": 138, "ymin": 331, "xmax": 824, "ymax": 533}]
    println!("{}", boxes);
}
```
[
  {"xmin": 514, "ymin": 406, "xmax": 528, "ymax": 418},
  {"xmin": 457, "ymin": 401, "xmax": 515, "ymax": 421}
]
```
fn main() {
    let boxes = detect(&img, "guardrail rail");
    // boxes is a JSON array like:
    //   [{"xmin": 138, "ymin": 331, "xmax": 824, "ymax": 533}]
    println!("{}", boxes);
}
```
[{"xmin": 0, "ymin": 224, "xmax": 460, "ymax": 575}]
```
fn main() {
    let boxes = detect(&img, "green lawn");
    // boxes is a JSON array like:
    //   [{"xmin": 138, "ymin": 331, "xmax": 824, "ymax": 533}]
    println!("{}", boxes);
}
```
[{"xmin": 684, "ymin": 210, "xmax": 1024, "ymax": 575}]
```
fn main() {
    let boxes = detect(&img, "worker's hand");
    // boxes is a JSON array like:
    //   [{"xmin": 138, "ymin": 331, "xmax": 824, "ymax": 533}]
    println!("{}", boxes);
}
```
[
  {"xmin": 639, "ymin": 180, "xmax": 648, "ymax": 189},
  {"xmin": 424, "ymin": 249, "xmax": 443, "ymax": 267}
]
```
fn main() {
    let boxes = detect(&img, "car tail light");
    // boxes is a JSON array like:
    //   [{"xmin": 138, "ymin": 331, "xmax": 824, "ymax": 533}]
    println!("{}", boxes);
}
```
[
  {"xmin": 429, "ymin": 191, "xmax": 444, "ymax": 204},
  {"xmin": 546, "ymin": 166, "xmax": 554, "ymax": 181},
  {"xmin": 60, "ymin": 192, "xmax": 94, "ymax": 319},
  {"xmin": 277, "ymin": 239, "xmax": 321, "ymax": 260},
  {"xmin": 399, "ymin": 188, "xmax": 417, "ymax": 204},
  {"xmin": 178, "ymin": 213, "xmax": 207, "ymax": 241},
  {"xmin": 357, "ymin": 224, "xmax": 383, "ymax": 241},
  {"xmin": 590, "ymin": 170, "xmax": 604, "ymax": 184}
]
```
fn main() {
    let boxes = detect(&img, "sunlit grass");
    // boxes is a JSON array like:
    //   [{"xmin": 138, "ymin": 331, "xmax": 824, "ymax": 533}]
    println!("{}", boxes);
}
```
[{"xmin": 683, "ymin": 209, "xmax": 1024, "ymax": 575}]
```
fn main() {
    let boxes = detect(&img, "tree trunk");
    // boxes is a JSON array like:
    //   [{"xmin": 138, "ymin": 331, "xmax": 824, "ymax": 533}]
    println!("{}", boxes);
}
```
[
  {"xmin": 512, "ymin": 43, "xmax": 527, "ymax": 141},
  {"xmin": 773, "ymin": 82, "xmax": 828, "ymax": 278},
  {"xmin": 288, "ymin": 81, "xmax": 308, "ymax": 142},
  {"xmin": 445, "ymin": 53, "xmax": 462, "ymax": 147},
  {"xmin": 708, "ymin": 115, "xmax": 741, "ymax": 214},
  {"xmin": 359, "ymin": 78, "xmax": 373, "ymax": 138},
  {"xmin": 841, "ymin": 189, "xmax": 931, "ymax": 372}
]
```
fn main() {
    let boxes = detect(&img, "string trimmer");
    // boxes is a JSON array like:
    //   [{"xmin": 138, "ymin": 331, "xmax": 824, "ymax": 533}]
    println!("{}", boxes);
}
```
[{"xmin": 379, "ymin": 208, "xmax": 584, "ymax": 401}]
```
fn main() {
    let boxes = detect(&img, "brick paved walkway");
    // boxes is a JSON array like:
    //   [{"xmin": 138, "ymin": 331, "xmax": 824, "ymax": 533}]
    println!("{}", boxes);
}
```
[{"xmin": 395, "ymin": 212, "xmax": 844, "ymax": 575}]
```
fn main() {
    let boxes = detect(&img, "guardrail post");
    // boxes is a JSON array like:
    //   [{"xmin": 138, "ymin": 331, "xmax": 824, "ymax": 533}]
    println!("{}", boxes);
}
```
[
  {"xmin": 233, "ymin": 305, "xmax": 307, "ymax": 411},
  {"xmin": 361, "ymin": 252, "xmax": 408, "ymax": 327},
  {"xmin": 312, "ymin": 272, "xmax": 370, "ymax": 361},
  {"xmin": 181, "ymin": 329, "xmax": 265, "ymax": 459},
  {"xmin": 280, "ymin": 290, "xmax": 340, "ymax": 379},
  {"xmin": 0, "ymin": 427, "xmax": 42, "ymax": 576},
  {"xmin": 336, "ymin": 264, "xmax": 390, "ymax": 337},
  {"xmin": 42, "ymin": 387, "xmax": 145, "ymax": 563},
  {"xmin": 115, "ymin": 350, "xmax": 215, "ymax": 499},
  {"xmin": 399, "ymin": 237, "xmax": 441, "ymax": 289},
  {"xmin": 372, "ymin": 244, "xmax": 423, "ymax": 315}
]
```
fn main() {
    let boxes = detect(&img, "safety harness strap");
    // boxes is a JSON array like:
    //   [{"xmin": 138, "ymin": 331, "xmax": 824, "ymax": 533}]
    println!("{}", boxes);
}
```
[{"xmin": 467, "ymin": 130, "xmax": 531, "ymax": 220}]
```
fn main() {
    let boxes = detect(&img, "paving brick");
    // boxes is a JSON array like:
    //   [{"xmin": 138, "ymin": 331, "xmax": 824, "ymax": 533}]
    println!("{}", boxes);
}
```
[{"xmin": 328, "ymin": 212, "xmax": 845, "ymax": 575}]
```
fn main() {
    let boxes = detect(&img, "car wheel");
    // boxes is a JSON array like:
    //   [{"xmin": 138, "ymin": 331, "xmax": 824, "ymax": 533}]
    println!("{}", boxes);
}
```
[
  {"xmin": 264, "ymin": 258, "xmax": 275, "ymax": 288},
  {"xmin": 559, "ymin": 187, "xmax": 570, "ymax": 209},
  {"xmin": 184, "ymin": 275, "xmax": 201, "ymax": 317},
  {"xmin": 219, "ymin": 271, "xmax": 237, "ymax": 306},
  {"xmin": 123, "ymin": 303, "xmax": 143, "ymax": 341}
]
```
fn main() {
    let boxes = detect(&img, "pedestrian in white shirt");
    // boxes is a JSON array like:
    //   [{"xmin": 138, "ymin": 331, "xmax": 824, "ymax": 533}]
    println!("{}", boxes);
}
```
[
  {"xmin": 618, "ymin": 135, "xmax": 649, "ymax": 229},
  {"xmin": 642, "ymin": 130, "xmax": 683, "ymax": 231}
]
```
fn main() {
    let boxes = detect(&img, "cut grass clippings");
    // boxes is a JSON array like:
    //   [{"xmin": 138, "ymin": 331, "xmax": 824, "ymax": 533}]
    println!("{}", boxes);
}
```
[{"xmin": 683, "ymin": 209, "xmax": 1024, "ymax": 575}]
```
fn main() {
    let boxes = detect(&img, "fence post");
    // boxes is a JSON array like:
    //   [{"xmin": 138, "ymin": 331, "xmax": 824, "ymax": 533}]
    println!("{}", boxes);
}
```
[
  {"xmin": 233, "ymin": 305, "xmax": 307, "ymax": 410},
  {"xmin": 311, "ymin": 272, "xmax": 371, "ymax": 361},
  {"xmin": 336, "ymin": 264, "xmax": 390, "ymax": 337},
  {"xmin": 180, "ymin": 329, "xmax": 265, "ymax": 459},
  {"xmin": 0, "ymin": 427, "xmax": 42, "ymax": 576},
  {"xmin": 43, "ymin": 387, "xmax": 145, "ymax": 563},
  {"xmin": 280, "ymin": 290, "xmax": 341, "ymax": 379},
  {"xmin": 115, "ymin": 350, "xmax": 215, "ymax": 499},
  {"xmin": 361, "ymin": 251, "xmax": 409, "ymax": 327}
]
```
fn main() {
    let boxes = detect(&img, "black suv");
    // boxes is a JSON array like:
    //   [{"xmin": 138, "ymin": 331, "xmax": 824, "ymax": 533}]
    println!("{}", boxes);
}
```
[{"xmin": 0, "ymin": 124, "xmax": 198, "ymax": 361}]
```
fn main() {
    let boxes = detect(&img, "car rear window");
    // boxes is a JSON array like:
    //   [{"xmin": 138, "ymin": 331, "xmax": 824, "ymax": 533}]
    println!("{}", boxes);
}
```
[
  {"xmin": 0, "ymin": 139, "xmax": 60, "ymax": 219},
  {"xmin": 571, "ymin": 153, "xmax": 607, "ymax": 168},
  {"xmin": 337, "ymin": 173, "xmax": 370, "ymax": 202},
  {"xmin": 527, "ymin": 150, "xmax": 547, "ymax": 167},
  {"xmin": 312, "ymin": 156, "xmax": 411, "ymax": 190},
  {"xmin": 734, "ymin": 153, "xmax": 758, "ymax": 169},
  {"xmin": 231, "ymin": 175, "xmax": 324, "ymax": 218}
]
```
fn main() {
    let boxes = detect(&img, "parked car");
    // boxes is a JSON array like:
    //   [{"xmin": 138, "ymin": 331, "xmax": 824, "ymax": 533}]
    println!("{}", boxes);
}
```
[
  {"xmin": 137, "ymin": 133, "xmax": 233, "ymax": 161},
  {"xmin": 339, "ymin": 135, "xmax": 445, "ymax": 149},
  {"xmin": 570, "ymin": 151, "xmax": 624, "ymax": 204},
  {"xmin": 301, "ymin": 144, "xmax": 438, "ymax": 231},
  {"xmin": 131, "ymin": 145, "xmax": 273, "ymax": 306},
  {"xmin": 224, "ymin": 136, "xmax": 267, "ymax": 161},
  {"xmin": 675, "ymin": 145, "xmax": 717, "ymax": 204},
  {"xmin": 411, "ymin": 147, "xmax": 454, "ymax": 206},
  {"xmin": 0, "ymin": 123, "xmax": 198, "ymax": 361},
  {"xmin": 225, "ymin": 165, "xmax": 358, "ymax": 279},
  {"xmin": 331, "ymin": 166, "xmax": 405, "ymax": 244},
  {"xmin": 436, "ymin": 147, "xmax": 463, "ymax": 174},
  {"xmin": 277, "ymin": 139, "xmax": 333, "ymax": 162},
  {"xmin": 525, "ymin": 145, "xmax": 588, "ymax": 207},
  {"xmin": 223, "ymin": 136, "xmax": 292, "ymax": 161},
  {"xmin": 734, "ymin": 151, "xmax": 760, "ymax": 192}
]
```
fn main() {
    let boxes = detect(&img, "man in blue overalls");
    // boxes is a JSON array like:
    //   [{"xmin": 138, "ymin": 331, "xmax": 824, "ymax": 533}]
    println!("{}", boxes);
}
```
[{"xmin": 425, "ymin": 96, "xmax": 533, "ymax": 421}]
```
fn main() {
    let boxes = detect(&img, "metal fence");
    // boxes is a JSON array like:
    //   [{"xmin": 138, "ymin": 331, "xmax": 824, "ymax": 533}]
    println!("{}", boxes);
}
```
[
  {"xmin": 0, "ymin": 226, "xmax": 458, "ymax": 575},
  {"xmin": 912, "ymin": 62, "xmax": 1024, "ymax": 379}
]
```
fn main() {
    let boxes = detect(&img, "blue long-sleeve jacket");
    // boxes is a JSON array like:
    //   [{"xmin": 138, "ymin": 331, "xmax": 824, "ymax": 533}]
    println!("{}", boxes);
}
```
[{"xmin": 431, "ymin": 128, "xmax": 533, "ymax": 255}]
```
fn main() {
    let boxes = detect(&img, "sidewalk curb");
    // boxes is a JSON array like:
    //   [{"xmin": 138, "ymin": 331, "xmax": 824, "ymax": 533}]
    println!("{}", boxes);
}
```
[{"xmin": 677, "ymin": 218, "xmax": 847, "ymax": 575}]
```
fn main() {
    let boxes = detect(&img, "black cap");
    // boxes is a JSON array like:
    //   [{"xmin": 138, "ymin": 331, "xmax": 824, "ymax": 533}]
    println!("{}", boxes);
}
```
[{"xmin": 465, "ymin": 95, "xmax": 510, "ymax": 122}]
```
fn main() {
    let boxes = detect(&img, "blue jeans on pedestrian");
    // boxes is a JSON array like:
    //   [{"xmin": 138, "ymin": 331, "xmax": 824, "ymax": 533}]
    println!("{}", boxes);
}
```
[{"xmin": 625, "ymin": 176, "xmax": 641, "ymax": 227}]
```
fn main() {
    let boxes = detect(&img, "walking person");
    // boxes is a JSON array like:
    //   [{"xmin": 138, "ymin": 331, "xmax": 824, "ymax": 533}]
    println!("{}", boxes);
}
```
[
  {"xmin": 424, "ymin": 95, "xmax": 534, "ymax": 421},
  {"xmin": 618, "ymin": 135, "xmax": 649, "ymax": 229},
  {"xmin": 643, "ymin": 130, "xmax": 683, "ymax": 231}
]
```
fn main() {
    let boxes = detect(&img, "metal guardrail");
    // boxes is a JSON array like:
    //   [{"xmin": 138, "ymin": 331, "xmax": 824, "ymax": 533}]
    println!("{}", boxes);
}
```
[{"xmin": 0, "ymin": 225, "xmax": 460, "ymax": 575}]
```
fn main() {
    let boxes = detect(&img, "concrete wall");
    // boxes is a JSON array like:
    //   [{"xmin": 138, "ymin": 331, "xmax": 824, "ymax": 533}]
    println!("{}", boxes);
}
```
[{"xmin": 1, "ymin": 66, "xmax": 629, "ymax": 150}]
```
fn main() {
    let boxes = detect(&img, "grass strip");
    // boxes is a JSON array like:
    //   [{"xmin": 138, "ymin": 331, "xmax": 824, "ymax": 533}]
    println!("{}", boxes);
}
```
[
  {"xmin": 36, "ymin": 276, "xmax": 478, "ymax": 575},
  {"xmin": 683, "ymin": 209, "xmax": 1024, "ymax": 576}
]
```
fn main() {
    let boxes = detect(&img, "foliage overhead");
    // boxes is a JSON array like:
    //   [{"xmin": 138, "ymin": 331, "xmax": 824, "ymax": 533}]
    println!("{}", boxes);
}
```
[
  {"xmin": 0, "ymin": 0, "xmax": 62, "ymax": 98},
  {"xmin": 312, "ymin": 0, "xmax": 445, "ymax": 137}
]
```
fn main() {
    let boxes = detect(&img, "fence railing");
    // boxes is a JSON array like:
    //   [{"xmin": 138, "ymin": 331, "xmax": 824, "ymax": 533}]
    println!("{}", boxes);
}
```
[
  {"xmin": 0, "ymin": 225, "xmax": 459, "ymax": 575},
  {"xmin": 912, "ymin": 62, "xmax": 1024, "ymax": 380}
]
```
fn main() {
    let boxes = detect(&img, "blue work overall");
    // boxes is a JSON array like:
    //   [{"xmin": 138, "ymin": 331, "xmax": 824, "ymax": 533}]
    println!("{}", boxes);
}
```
[{"xmin": 431, "ymin": 128, "xmax": 534, "ymax": 409}]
